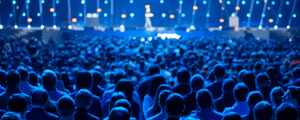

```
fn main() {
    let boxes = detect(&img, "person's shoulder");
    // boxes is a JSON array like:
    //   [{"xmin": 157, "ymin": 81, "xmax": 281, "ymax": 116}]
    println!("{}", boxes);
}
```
[
  {"xmin": 87, "ymin": 112, "xmax": 100, "ymax": 120},
  {"xmin": 92, "ymin": 94, "xmax": 101, "ymax": 100},
  {"xmin": 222, "ymin": 107, "xmax": 232, "ymax": 114},
  {"xmin": 44, "ymin": 111, "xmax": 59, "ymax": 118}
]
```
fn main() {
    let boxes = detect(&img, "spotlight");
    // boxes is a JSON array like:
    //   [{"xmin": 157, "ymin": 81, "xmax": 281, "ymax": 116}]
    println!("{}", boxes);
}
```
[
  {"xmin": 0, "ymin": 25, "xmax": 3, "ymax": 29},
  {"xmin": 274, "ymin": 25, "xmax": 278, "ymax": 29},
  {"xmin": 14, "ymin": 25, "xmax": 18, "ymax": 29},
  {"xmin": 162, "ymin": 13, "xmax": 166, "ymax": 18},
  {"xmin": 293, "ymin": 14, "xmax": 296, "ymax": 18},
  {"xmin": 104, "ymin": 13, "xmax": 108, "ymax": 17},
  {"xmin": 269, "ymin": 19, "xmax": 274, "ymax": 23},
  {"xmin": 271, "ymin": 1, "xmax": 275, "ymax": 5},
  {"xmin": 247, "ymin": 13, "xmax": 250, "ymax": 17},
  {"xmin": 286, "ymin": 1, "xmax": 289, "ymax": 5},
  {"xmin": 97, "ymin": 8, "xmax": 102, "ymax": 13},
  {"xmin": 9, "ymin": 13, "xmax": 13, "ymax": 17},
  {"xmin": 258, "ymin": 26, "xmax": 262, "ymax": 29},
  {"xmin": 160, "ymin": 0, "xmax": 164, "ymax": 4},
  {"xmin": 235, "ymin": 6, "xmax": 240, "ymax": 10},
  {"xmin": 68, "ymin": 25, "xmax": 72, "ymax": 30},
  {"xmin": 81, "ymin": 0, "xmax": 85, "ymax": 4},
  {"xmin": 227, "ymin": 1, "xmax": 231, "ymax": 5},
  {"xmin": 193, "ymin": 6, "xmax": 198, "ymax": 10},
  {"xmin": 104, "ymin": 0, "xmax": 108, "ymax": 4},
  {"xmin": 121, "ymin": 14, "xmax": 126, "ymax": 18},
  {"xmin": 186, "ymin": 28, "xmax": 190, "ymax": 33},
  {"xmin": 289, "ymin": 38, "xmax": 292, "ymax": 42},
  {"xmin": 130, "ymin": 0, "xmax": 134, "ymax": 4},
  {"xmin": 37, "ymin": 13, "xmax": 41, "ymax": 17},
  {"xmin": 170, "ymin": 14, "xmax": 175, "ymax": 19},
  {"xmin": 148, "ymin": 37, "xmax": 153, "ymax": 41},
  {"xmin": 179, "ymin": 0, "xmax": 183, "ymax": 4},
  {"xmin": 141, "ymin": 38, "xmax": 145, "ymax": 41},
  {"xmin": 27, "ymin": 18, "xmax": 32, "ymax": 23},
  {"xmin": 79, "ymin": 13, "xmax": 83, "ymax": 17},
  {"xmin": 40, "ymin": 25, "xmax": 45, "ymax": 29},
  {"xmin": 53, "ymin": 13, "xmax": 57, "ymax": 17},
  {"xmin": 120, "ymin": 24, "xmax": 125, "ymax": 29},
  {"xmin": 22, "ymin": 13, "xmax": 26, "ymax": 17},
  {"xmin": 27, "ymin": 25, "xmax": 31, "ymax": 29},
  {"xmin": 50, "ymin": 8, "xmax": 55, "ymax": 12},
  {"xmin": 242, "ymin": 0, "xmax": 246, "ymax": 5},
  {"xmin": 181, "ymin": 13, "xmax": 185, "ymax": 17},
  {"xmin": 130, "ymin": 13, "xmax": 134, "ymax": 17},
  {"xmin": 206, "ymin": 13, "xmax": 210, "ymax": 17},
  {"xmin": 190, "ymin": 25, "xmax": 195, "ymax": 30},
  {"xmin": 203, "ymin": 0, "xmax": 207, "ymax": 4},
  {"xmin": 53, "ymin": 25, "xmax": 57, "ymax": 29},
  {"xmin": 262, "ymin": 13, "xmax": 265, "ymax": 17},
  {"xmin": 256, "ymin": 0, "xmax": 259, "ymax": 4},
  {"xmin": 72, "ymin": 18, "xmax": 77, "ymax": 23},
  {"xmin": 219, "ymin": 26, "xmax": 223, "ymax": 30},
  {"xmin": 12, "ymin": 0, "xmax": 16, "ymax": 4},
  {"xmin": 220, "ymin": 19, "xmax": 224, "ymax": 23},
  {"xmin": 278, "ymin": 14, "xmax": 282, "ymax": 18},
  {"xmin": 287, "ymin": 26, "xmax": 290, "ymax": 29}
]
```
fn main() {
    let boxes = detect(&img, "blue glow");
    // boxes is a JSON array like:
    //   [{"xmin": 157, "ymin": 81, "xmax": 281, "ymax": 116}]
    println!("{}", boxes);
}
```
[
  {"xmin": 181, "ymin": 13, "xmax": 185, "ymax": 17},
  {"xmin": 242, "ymin": 1, "xmax": 246, "ymax": 5},
  {"xmin": 53, "ymin": 13, "xmax": 57, "ymax": 17},
  {"xmin": 56, "ymin": 0, "xmax": 59, "ymax": 4},
  {"xmin": 231, "ymin": 13, "xmax": 235, "ymax": 17},
  {"xmin": 160, "ymin": 0, "xmax": 164, "ymax": 4},
  {"xmin": 41, "ymin": 0, "xmax": 45, "ymax": 4},
  {"xmin": 104, "ymin": 13, "xmax": 108, "ymax": 17},
  {"xmin": 278, "ymin": 14, "xmax": 282, "ymax": 18},
  {"xmin": 203, "ymin": 0, "xmax": 207, "ymax": 4},
  {"xmin": 286, "ymin": 1, "xmax": 290, "ymax": 5},
  {"xmin": 227, "ymin": 1, "xmax": 231, "ymax": 5},
  {"xmin": 130, "ymin": 13, "xmax": 134, "ymax": 17},
  {"xmin": 79, "ymin": 13, "xmax": 83, "ymax": 17},
  {"xmin": 129, "ymin": 0, "xmax": 133, "ymax": 4},
  {"xmin": 120, "ymin": 25, "xmax": 125, "ymax": 28},
  {"xmin": 262, "ymin": 13, "xmax": 265, "ymax": 17},
  {"xmin": 27, "ymin": 0, "xmax": 30, "ymax": 3},
  {"xmin": 271, "ymin": 1, "xmax": 275, "ymax": 5},
  {"xmin": 81, "ymin": 0, "xmax": 85, "ymax": 4},
  {"xmin": 22, "ymin": 13, "xmax": 26, "ymax": 17},
  {"xmin": 293, "ymin": 14, "xmax": 296, "ymax": 18},
  {"xmin": 37, "ymin": 12, "xmax": 41, "ymax": 17},
  {"xmin": 256, "ymin": 1, "xmax": 259, "ymax": 4},
  {"xmin": 179, "ymin": 0, "xmax": 183, "ymax": 4},
  {"xmin": 174, "ymin": 25, "xmax": 178, "ymax": 28},
  {"xmin": 104, "ymin": 0, "xmax": 108, "ymax": 4},
  {"xmin": 247, "ymin": 13, "xmax": 250, "ymax": 17},
  {"xmin": 206, "ymin": 13, "xmax": 210, "ymax": 17},
  {"xmin": 12, "ymin": 0, "xmax": 16, "ymax": 4},
  {"xmin": 162, "ymin": 13, "xmax": 166, "ymax": 17},
  {"xmin": 9, "ymin": 13, "xmax": 13, "ymax": 17}
]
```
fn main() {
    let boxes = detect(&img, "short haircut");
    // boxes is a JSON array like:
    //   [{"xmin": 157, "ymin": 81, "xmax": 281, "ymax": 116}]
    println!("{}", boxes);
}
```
[
  {"xmin": 109, "ymin": 107, "xmax": 130, "ymax": 120},
  {"xmin": 148, "ymin": 74, "xmax": 166, "ymax": 97},
  {"xmin": 266, "ymin": 67, "xmax": 277, "ymax": 81},
  {"xmin": 213, "ymin": 64, "xmax": 226, "ymax": 78},
  {"xmin": 1, "ymin": 112, "xmax": 21, "ymax": 120},
  {"xmin": 91, "ymin": 71, "xmax": 103, "ymax": 85},
  {"xmin": 234, "ymin": 83, "xmax": 249, "ymax": 102},
  {"xmin": 28, "ymin": 72, "xmax": 38, "ymax": 86},
  {"xmin": 222, "ymin": 78, "xmax": 236, "ymax": 93},
  {"xmin": 57, "ymin": 95, "xmax": 75, "ymax": 117},
  {"xmin": 253, "ymin": 101, "xmax": 274, "ymax": 120},
  {"xmin": 270, "ymin": 87, "xmax": 284, "ymax": 107},
  {"xmin": 242, "ymin": 72, "xmax": 256, "ymax": 91},
  {"xmin": 113, "ymin": 70, "xmax": 127, "ymax": 85},
  {"xmin": 55, "ymin": 72, "xmax": 62, "ymax": 80},
  {"xmin": 255, "ymin": 73, "xmax": 270, "ymax": 88},
  {"xmin": 165, "ymin": 93, "xmax": 185, "ymax": 116},
  {"xmin": 222, "ymin": 112, "xmax": 242, "ymax": 120},
  {"xmin": 238, "ymin": 70, "xmax": 247, "ymax": 81},
  {"xmin": 6, "ymin": 70, "xmax": 20, "ymax": 85},
  {"xmin": 196, "ymin": 89, "xmax": 213, "ymax": 108},
  {"xmin": 42, "ymin": 70, "xmax": 57, "ymax": 87},
  {"xmin": 115, "ymin": 79, "xmax": 134, "ymax": 101},
  {"xmin": 31, "ymin": 88, "xmax": 48, "ymax": 107},
  {"xmin": 159, "ymin": 90, "xmax": 172, "ymax": 108},
  {"xmin": 246, "ymin": 91, "xmax": 263, "ymax": 107},
  {"xmin": 275, "ymin": 102, "xmax": 299, "ymax": 120},
  {"xmin": 113, "ymin": 99, "xmax": 132, "ymax": 113},
  {"xmin": 292, "ymin": 67, "xmax": 300, "ymax": 80},
  {"xmin": 288, "ymin": 86, "xmax": 300, "ymax": 105},
  {"xmin": 190, "ymin": 74, "xmax": 205, "ymax": 92},
  {"xmin": 109, "ymin": 92, "xmax": 127, "ymax": 111},
  {"xmin": 176, "ymin": 68, "xmax": 191, "ymax": 83},
  {"xmin": 75, "ymin": 89, "xmax": 93, "ymax": 108},
  {"xmin": 8, "ymin": 94, "xmax": 27, "ymax": 114},
  {"xmin": 76, "ymin": 71, "xmax": 93, "ymax": 89},
  {"xmin": 148, "ymin": 65, "xmax": 160, "ymax": 76},
  {"xmin": 17, "ymin": 66, "xmax": 28, "ymax": 81}
]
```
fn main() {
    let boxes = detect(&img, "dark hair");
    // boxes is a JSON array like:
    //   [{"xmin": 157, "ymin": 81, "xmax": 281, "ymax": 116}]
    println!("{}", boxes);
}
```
[
  {"xmin": 222, "ymin": 112, "xmax": 242, "ymax": 120},
  {"xmin": 196, "ymin": 89, "xmax": 213, "ymax": 108},
  {"xmin": 270, "ymin": 87, "xmax": 284, "ymax": 107},
  {"xmin": 292, "ymin": 67, "xmax": 300, "ymax": 80},
  {"xmin": 246, "ymin": 91, "xmax": 263, "ymax": 107},
  {"xmin": 108, "ymin": 107, "xmax": 130, "ymax": 120},
  {"xmin": 61, "ymin": 73, "xmax": 70, "ymax": 88},
  {"xmin": 6, "ymin": 70, "xmax": 20, "ymax": 85},
  {"xmin": 148, "ymin": 65, "xmax": 160, "ymax": 76},
  {"xmin": 176, "ymin": 68, "xmax": 191, "ymax": 83},
  {"xmin": 17, "ymin": 67, "xmax": 28, "ymax": 81},
  {"xmin": 113, "ymin": 99, "xmax": 132, "ymax": 113},
  {"xmin": 253, "ymin": 101, "xmax": 273, "ymax": 120},
  {"xmin": 222, "ymin": 78, "xmax": 236, "ymax": 93},
  {"xmin": 28, "ymin": 72, "xmax": 38, "ymax": 86},
  {"xmin": 234, "ymin": 83, "xmax": 249, "ymax": 102},
  {"xmin": 275, "ymin": 103, "xmax": 299, "ymax": 120},
  {"xmin": 115, "ymin": 79, "xmax": 134, "ymax": 102},
  {"xmin": 288, "ymin": 86, "xmax": 300, "ymax": 105},
  {"xmin": 76, "ymin": 71, "xmax": 93, "ymax": 89},
  {"xmin": 148, "ymin": 74, "xmax": 166, "ymax": 97},
  {"xmin": 242, "ymin": 72, "xmax": 256, "ymax": 91},
  {"xmin": 1, "ymin": 112, "xmax": 21, "ymax": 120},
  {"xmin": 238, "ymin": 70, "xmax": 247, "ymax": 82},
  {"xmin": 190, "ymin": 74, "xmax": 205, "ymax": 92},
  {"xmin": 109, "ymin": 92, "xmax": 127, "ymax": 111},
  {"xmin": 91, "ymin": 71, "xmax": 103, "ymax": 85},
  {"xmin": 165, "ymin": 93, "xmax": 185, "ymax": 116},
  {"xmin": 0, "ymin": 70, "xmax": 7, "ymax": 88},
  {"xmin": 31, "ymin": 88, "xmax": 48, "ymax": 107},
  {"xmin": 55, "ymin": 72, "xmax": 62, "ymax": 80},
  {"xmin": 266, "ymin": 67, "xmax": 277, "ymax": 81},
  {"xmin": 213, "ymin": 64, "xmax": 226, "ymax": 78},
  {"xmin": 42, "ymin": 70, "xmax": 57, "ymax": 88},
  {"xmin": 255, "ymin": 73, "xmax": 270, "ymax": 88},
  {"xmin": 151, "ymin": 84, "xmax": 172, "ymax": 116},
  {"xmin": 113, "ymin": 70, "xmax": 127, "ymax": 85},
  {"xmin": 159, "ymin": 90, "xmax": 172, "ymax": 108},
  {"xmin": 8, "ymin": 94, "xmax": 28, "ymax": 114},
  {"xmin": 57, "ymin": 96, "xmax": 75, "ymax": 117}
]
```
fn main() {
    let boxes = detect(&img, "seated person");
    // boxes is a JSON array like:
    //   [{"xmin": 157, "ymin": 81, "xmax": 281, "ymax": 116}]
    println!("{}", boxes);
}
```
[
  {"xmin": 164, "ymin": 93, "xmax": 185, "ymax": 120},
  {"xmin": 253, "ymin": 101, "xmax": 273, "ymax": 120},
  {"xmin": 108, "ymin": 107, "xmax": 130, "ymax": 120},
  {"xmin": 275, "ymin": 102, "xmax": 299, "ymax": 120},
  {"xmin": 56, "ymin": 96, "xmax": 76, "ymax": 120},
  {"xmin": 74, "ymin": 89, "xmax": 100, "ymax": 120},
  {"xmin": 1, "ymin": 112, "xmax": 21, "ymax": 120},
  {"xmin": 7, "ymin": 94, "xmax": 28, "ymax": 119}
]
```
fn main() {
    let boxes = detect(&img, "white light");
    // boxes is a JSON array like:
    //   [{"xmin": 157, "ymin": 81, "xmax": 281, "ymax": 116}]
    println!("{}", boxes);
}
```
[
  {"xmin": 120, "ymin": 28, "xmax": 125, "ymax": 32},
  {"xmin": 289, "ymin": 38, "xmax": 292, "ymax": 42},
  {"xmin": 219, "ymin": 26, "xmax": 223, "ymax": 30},
  {"xmin": 190, "ymin": 25, "xmax": 195, "ymax": 30},
  {"xmin": 81, "ymin": 0, "xmax": 85, "ymax": 4},
  {"xmin": 130, "ymin": 13, "xmax": 134, "ymax": 17},
  {"xmin": 120, "ymin": 25, "xmax": 125, "ymax": 29},
  {"xmin": 14, "ymin": 25, "xmax": 18, "ymax": 29},
  {"xmin": 133, "ymin": 37, "xmax": 136, "ymax": 40},
  {"xmin": 27, "ymin": 25, "xmax": 31, "ymax": 29},
  {"xmin": 68, "ymin": 25, "xmax": 72, "ymax": 29},
  {"xmin": 162, "ymin": 13, "xmax": 166, "ymax": 17},
  {"xmin": 186, "ymin": 28, "xmax": 190, "ymax": 33},
  {"xmin": 257, "ymin": 37, "xmax": 260, "ymax": 40},
  {"xmin": 0, "ymin": 25, "xmax": 3, "ymax": 29},
  {"xmin": 87, "ymin": 13, "xmax": 92, "ymax": 18},
  {"xmin": 92, "ymin": 13, "xmax": 98, "ymax": 18},
  {"xmin": 53, "ymin": 25, "xmax": 57, "ymax": 29},
  {"xmin": 148, "ymin": 37, "xmax": 153, "ymax": 41},
  {"xmin": 287, "ymin": 26, "xmax": 290, "ymax": 29},
  {"xmin": 40, "ymin": 25, "xmax": 44, "ymax": 29},
  {"xmin": 258, "ymin": 26, "xmax": 262, "ymax": 29},
  {"xmin": 12, "ymin": 0, "xmax": 16, "ymax": 4},
  {"xmin": 141, "ymin": 38, "xmax": 145, "ymax": 41},
  {"xmin": 274, "ymin": 25, "xmax": 278, "ymax": 29}
]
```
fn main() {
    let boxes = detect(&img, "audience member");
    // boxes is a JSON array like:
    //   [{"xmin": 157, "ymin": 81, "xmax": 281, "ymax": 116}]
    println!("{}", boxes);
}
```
[
  {"xmin": 137, "ymin": 66, "xmax": 160, "ymax": 102},
  {"xmin": 282, "ymin": 86, "xmax": 300, "ymax": 113},
  {"xmin": 284, "ymin": 67, "xmax": 300, "ymax": 90},
  {"xmin": 108, "ymin": 107, "xmax": 130, "ymax": 120},
  {"xmin": 172, "ymin": 68, "xmax": 191, "ymax": 96},
  {"xmin": 253, "ymin": 101, "xmax": 273, "ymax": 120},
  {"xmin": 17, "ymin": 66, "xmax": 36, "ymax": 95},
  {"xmin": 270, "ymin": 87, "xmax": 284, "ymax": 109},
  {"xmin": 57, "ymin": 96, "xmax": 76, "ymax": 120},
  {"xmin": 7, "ymin": 94, "xmax": 28, "ymax": 119},
  {"xmin": 1, "ymin": 112, "xmax": 21, "ymax": 120},
  {"xmin": 266, "ymin": 67, "xmax": 284, "ymax": 88},
  {"xmin": 222, "ymin": 112, "xmax": 242, "ymax": 120},
  {"xmin": 255, "ymin": 73, "xmax": 272, "ymax": 101},
  {"xmin": 91, "ymin": 71, "xmax": 105, "ymax": 99},
  {"xmin": 105, "ymin": 92, "xmax": 127, "ymax": 118},
  {"xmin": 165, "ymin": 93, "xmax": 185, "ymax": 120},
  {"xmin": 146, "ymin": 90, "xmax": 172, "ymax": 120},
  {"xmin": 205, "ymin": 64, "xmax": 226, "ymax": 99},
  {"xmin": 275, "ymin": 102, "xmax": 299, "ymax": 120},
  {"xmin": 74, "ymin": 89, "xmax": 100, "ymax": 120},
  {"xmin": 214, "ymin": 78, "xmax": 236, "ymax": 112},
  {"xmin": 242, "ymin": 72, "xmax": 257, "ymax": 91},
  {"xmin": 242, "ymin": 91, "xmax": 264, "ymax": 120}
]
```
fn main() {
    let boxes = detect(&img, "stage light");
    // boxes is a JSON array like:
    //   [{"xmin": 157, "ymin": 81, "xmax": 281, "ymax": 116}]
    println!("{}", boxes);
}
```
[
  {"xmin": 160, "ymin": 0, "xmax": 164, "ymax": 4},
  {"xmin": 267, "ymin": 6, "xmax": 270, "ymax": 10},
  {"xmin": 174, "ymin": 25, "xmax": 178, "ymax": 28},
  {"xmin": 79, "ymin": 13, "xmax": 83, "ymax": 17},
  {"xmin": 129, "ymin": 0, "xmax": 133, "ymax": 4},
  {"xmin": 206, "ymin": 13, "xmax": 210, "ymax": 17},
  {"xmin": 258, "ymin": 26, "xmax": 262, "ymax": 29},
  {"xmin": 146, "ymin": 8, "xmax": 151, "ymax": 12},
  {"xmin": 286, "ymin": 1, "xmax": 289, "ymax": 5},
  {"xmin": 269, "ymin": 18, "xmax": 274, "ymax": 23},
  {"xmin": 179, "ymin": 0, "xmax": 183, "ymax": 4},
  {"xmin": 120, "ymin": 28, "xmax": 125, "ymax": 32},
  {"xmin": 293, "ymin": 14, "xmax": 296, "ymax": 18},
  {"xmin": 181, "ymin": 13, "xmax": 185, "ymax": 17},
  {"xmin": 203, "ymin": 0, "xmax": 207, "ymax": 4},
  {"xmin": 219, "ymin": 26, "xmax": 222, "ymax": 30},
  {"xmin": 271, "ymin": 1, "xmax": 275, "ymax": 5},
  {"xmin": 219, "ymin": 0, "xmax": 223, "ymax": 3},
  {"xmin": 104, "ymin": 0, "xmax": 108, "ymax": 4},
  {"xmin": 53, "ymin": 13, "xmax": 57, "ymax": 17},
  {"xmin": 68, "ymin": 25, "xmax": 72, "ymax": 30},
  {"xmin": 227, "ymin": 1, "xmax": 231, "ymax": 5},
  {"xmin": 50, "ymin": 8, "xmax": 55, "ymax": 12},
  {"xmin": 121, "ymin": 14, "xmax": 126, "ymax": 18},
  {"xmin": 130, "ymin": 13, "xmax": 134, "ymax": 17},
  {"xmin": 141, "ymin": 38, "xmax": 145, "ymax": 41},
  {"xmin": 104, "ymin": 13, "xmax": 108, "ymax": 17},
  {"xmin": 81, "ymin": 0, "xmax": 85, "ymax": 4},
  {"xmin": 14, "ymin": 25, "xmax": 18, "ymax": 29},
  {"xmin": 278, "ymin": 14, "xmax": 282, "ymax": 18},
  {"xmin": 193, "ymin": 6, "xmax": 198, "ymax": 10},
  {"xmin": 41, "ymin": 0, "xmax": 45, "ymax": 4},
  {"xmin": 231, "ymin": 13, "xmax": 235, "ymax": 17},
  {"xmin": 256, "ymin": 0, "xmax": 259, "ymax": 4},
  {"xmin": 87, "ymin": 13, "xmax": 92, "ymax": 18},
  {"xmin": 148, "ymin": 37, "xmax": 153, "ymax": 41},
  {"xmin": 120, "ymin": 24, "xmax": 125, "ymax": 29},
  {"xmin": 16, "ymin": 6, "xmax": 19, "ymax": 9},
  {"xmin": 264, "ymin": 0, "xmax": 267, "ymax": 3},
  {"xmin": 27, "ymin": 0, "xmax": 30, "ymax": 3},
  {"xmin": 289, "ymin": 38, "xmax": 292, "ymax": 42},
  {"xmin": 92, "ymin": 13, "xmax": 98, "ymax": 18},
  {"xmin": 22, "ymin": 13, "xmax": 26, "ymax": 17},
  {"xmin": 262, "ymin": 13, "xmax": 265, "ymax": 17},
  {"xmin": 97, "ymin": 8, "xmax": 102, "ymax": 13},
  {"xmin": 247, "ymin": 13, "xmax": 250, "ymax": 17},
  {"xmin": 40, "ymin": 25, "xmax": 44, "ymax": 29},
  {"xmin": 220, "ymin": 19, "xmax": 224, "ymax": 23},
  {"xmin": 186, "ymin": 28, "xmax": 190, "ymax": 33},
  {"xmin": 27, "ymin": 18, "xmax": 32, "ymax": 23},
  {"xmin": 170, "ymin": 14, "xmax": 175, "ymax": 19},
  {"xmin": 72, "ymin": 18, "xmax": 77, "ymax": 23},
  {"xmin": 53, "ymin": 25, "xmax": 57, "ymax": 29},
  {"xmin": 235, "ymin": 6, "xmax": 240, "ymax": 10},
  {"xmin": 27, "ymin": 25, "xmax": 31, "ymax": 29},
  {"xmin": 0, "ymin": 25, "xmax": 3, "ymax": 29},
  {"xmin": 145, "ymin": 5, "xmax": 150, "ymax": 9},
  {"xmin": 37, "ymin": 12, "xmax": 41, "ymax": 17},
  {"xmin": 274, "ymin": 25, "xmax": 278, "ymax": 29},
  {"xmin": 242, "ymin": 0, "xmax": 246, "ymax": 5},
  {"xmin": 221, "ymin": 7, "xmax": 225, "ymax": 10},
  {"xmin": 56, "ymin": 0, "xmax": 59, "ymax": 4},
  {"xmin": 12, "ymin": 0, "xmax": 16, "ymax": 4},
  {"xmin": 9, "ymin": 13, "xmax": 13, "ymax": 17},
  {"xmin": 190, "ymin": 26, "xmax": 195, "ymax": 30},
  {"xmin": 162, "ymin": 13, "xmax": 166, "ymax": 17},
  {"xmin": 287, "ymin": 26, "xmax": 290, "ymax": 29}
]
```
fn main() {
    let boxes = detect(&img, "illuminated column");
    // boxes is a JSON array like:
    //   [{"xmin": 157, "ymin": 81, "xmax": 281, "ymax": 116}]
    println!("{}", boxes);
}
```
[
  {"xmin": 191, "ymin": 0, "xmax": 198, "ymax": 26},
  {"xmin": 288, "ymin": 0, "xmax": 297, "ymax": 28},
  {"xmin": 25, "ymin": 0, "xmax": 30, "ymax": 28},
  {"xmin": 206, "ymin": 0, "xmax": 211, "ymax": 27},
  {"xmin": 97, "ymin": 0, "xmax": 100, "ymax": 26},
  {"xmin": 52, "ymin": 0, "xmax": 56, "ymax": 27},
  {"xmin": 247, "ymin": 0, "xmax": 255, "ymax": 27},
  {"xmin": 39, "ymin": 0, "xmax": 44, "ymax": 27},
  {"xmin": 178, "ymin": 0, "xmax": 183, "ymax": 27},
  {"xmin": 12, "ymin": 0, "xmax": 17, "ymax": 28},
  {"xmin": 259, "ymin": 0, "xmax": 268, "ymax": 28},
  {"xmin": 275, "ymin": 0, "xmax": 284, "ymax": 28},
  {"xmin": 68, "ymin": 0, "xmax": 71, "ymax": 25}
]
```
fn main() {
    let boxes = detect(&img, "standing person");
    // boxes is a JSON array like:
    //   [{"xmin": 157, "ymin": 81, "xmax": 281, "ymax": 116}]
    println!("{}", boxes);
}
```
[
  {"xmin": 137, "ymin": 66, "xmax": 160, "ymax": 102},
  {"xmin": 255, "ymin": 73, "xmax": 272, "ymax": 102},
  {"xmin": 242, "ymin": 91, "xmax": 264, "ymax": 120}
]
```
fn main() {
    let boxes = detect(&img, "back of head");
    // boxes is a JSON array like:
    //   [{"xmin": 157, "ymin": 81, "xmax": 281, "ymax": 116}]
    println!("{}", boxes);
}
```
[
  {"xmin": 28, "ymin": 72, "xmax": 38, "ymax": 86},
  {"xmin": 1, "ymin": 112, "xmax": 21, "ymax": 120},
  {"xmin": 275, "ymin": 102, "xmax": 299, "ymax": 120},
  {"xmin": 242, "ymin": 72, "xmax": 256, "ymax": 91},
  {"xmin": 31, "ymin": 88, "xmax": 48, "ymax": 107},
  {"xmin": 292, "ymin": 67, "xmax": 300, "ymax": 80},
  {"xmin": 266, "ymin": 67, "xmax": 277, "ymax": 81},
  {"xmin": 148, "ymin": 65, "xmax": 160, "ymax": 76},
  {"xmin": 148, "ymin": 74, "xmax": 166, "ymax": 97},
  {"xmin": 76, "ymin": 71, "xmax": 93, "ymax": 89},
  {"xmin": 6, "ymin": 70, "xmax": 20, "ymax": 86},
  {"xmin": 196, "ymin": 89, "xmax": 213, "ymax": 109},
  {"xmin": 8, "ymin": 94, "xmax": 27, "ymax": 114},
  {"xmin": 113, "ymin": 70, "xmax": 127, "ymax": 85},
  {"xmin": 287, "ymin": 86, "xmax": 300, "ymax": 106},
  {"xmin": 42, "ymin": 69, "xmax": 57, "ymax": 88},
  {"xmin": 255, "ymin": 73, "xmax": 270, "ymax": 88},
  {"xmin": 270, "ymin": 87, "xmax": 284, "ymax": 107},
  {"xmin": 165, "ymin": 93, "xmax": 185, "ymax": 116},
  {"xmin": 234, "ymin": 83, "xmax": 249, "ymax": 102},
  {"xmin": 75, "ymin": 89, "xmax": 93, "ymax": 109},
  {"xmin": 176, "ymin": 68, "xmax": 191, "ymax": 84},
  {"xmin": 238, "ymin": 70, "xmax": 247, "ymax": 82},
  {"xmin": 57, "ymin": 96, "xmax": 76, "ymax": 118},
  {"xmin": 246, "ymin": 91, "xmax": 263, "ymax": 107},
  {"xmin": 108, "ymin": 107, "xmax": 130, "ymax": 120},
  {"xmin": 109, "ymin": 92, "xmax": 127, "ymax": 111},
  {"xmin": 213, "ymin": 64, "xmax": 226, "ymax": 78},
  {"xmin": 190, "ymin": 74, "xmax": 205, "ymax": 92},
  {"xmin": 159, "ymin": 90, "xmax": 172, "ymax": 109},
  {"xmin": 92, "ymin": 71, "xmax": 103, "ymax": 85},
  {"xmin": 115, "ymin": 79, "xmax": 134, "ymax": 101},
  {"xmin": 253, "ymin": 101, "xmax": 273, "ymax": 120},
  {"xmin": 222, "ymin": 78, "xmax": 236, "ymax": 93},
  {"xmin": 222, "ymin": 112, "xmax": 242, "ymax": 120},
  {"xmin": 113, "ymin": 99, "xmax": 132, "ymax": 113},
  {"xmin": 17, "ymin": 66, "xmax": 28, "ymax": 82}
]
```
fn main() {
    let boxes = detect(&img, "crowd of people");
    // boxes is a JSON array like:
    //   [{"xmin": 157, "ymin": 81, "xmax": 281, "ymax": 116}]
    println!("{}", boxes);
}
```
[{"xmin": 0, "ymin": 34, "xmax": 299, "ymax": 120}]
